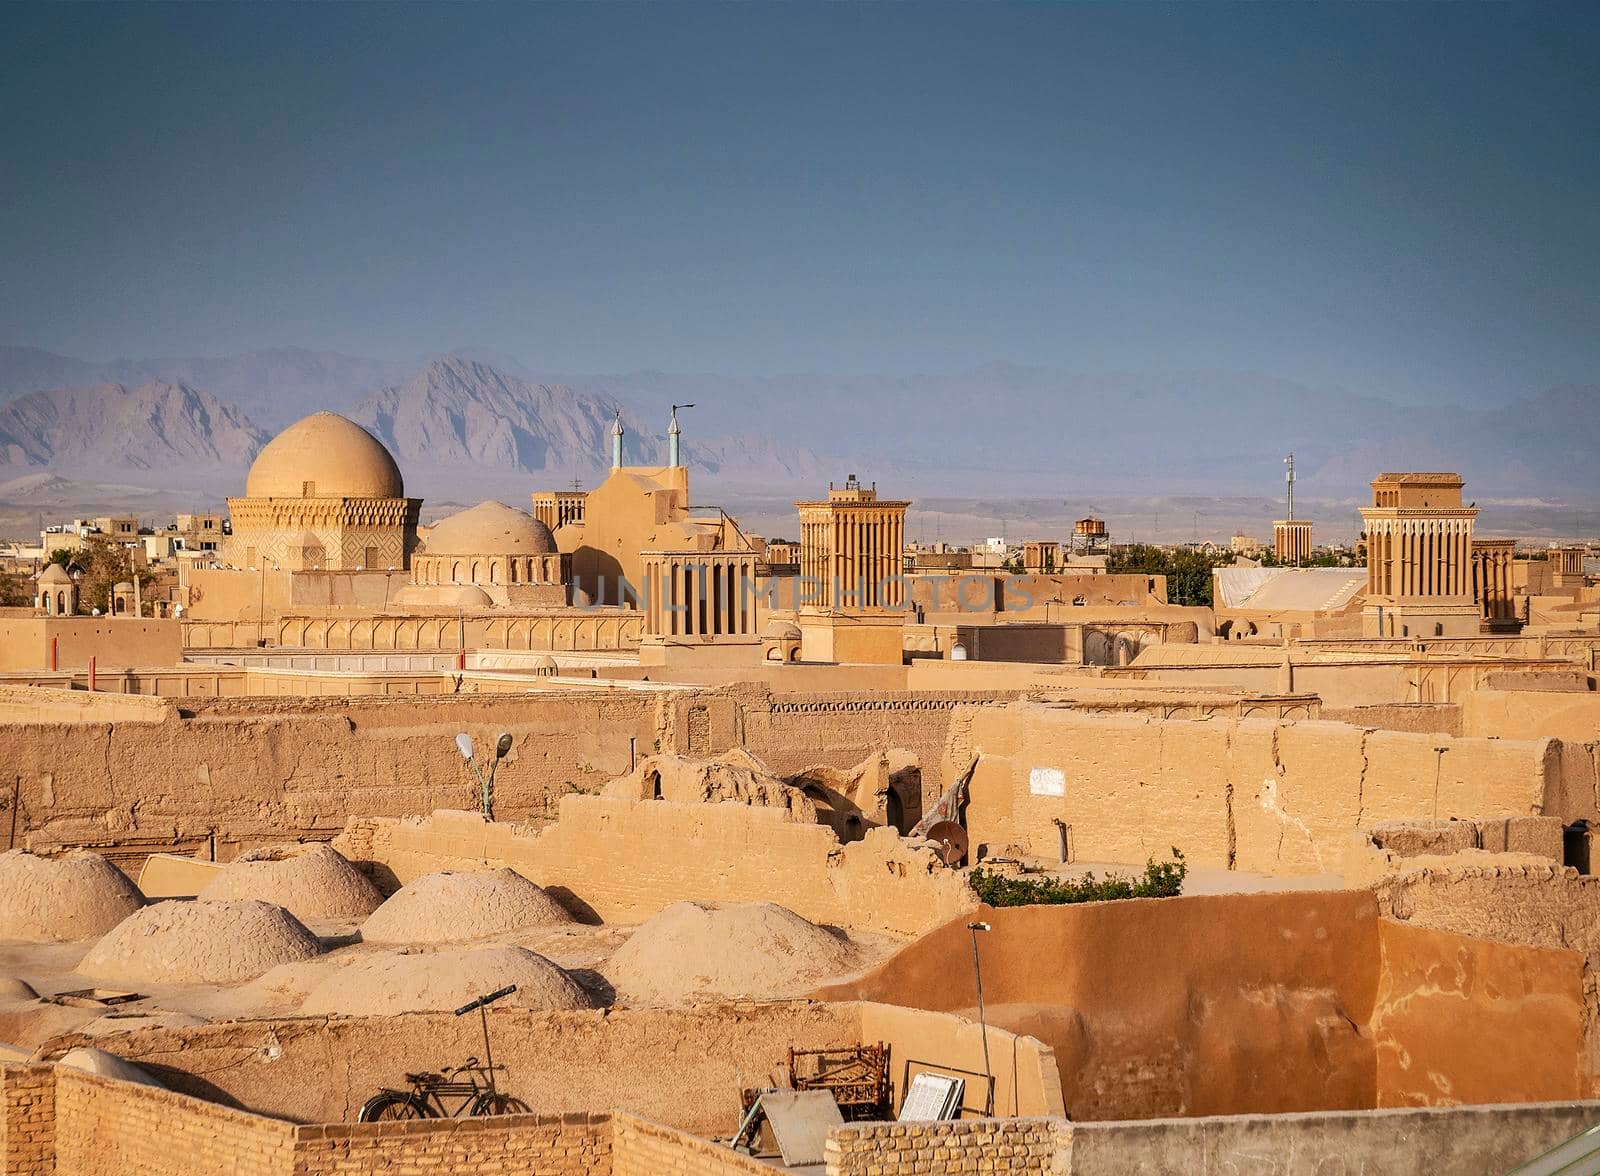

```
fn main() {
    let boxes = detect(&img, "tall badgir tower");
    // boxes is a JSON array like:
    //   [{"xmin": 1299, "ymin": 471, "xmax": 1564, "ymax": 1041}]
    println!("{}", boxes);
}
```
[
  {"xmin": 224, "ymin": 412, "xmax": 422, "ymax": 572},
  {"xmin": 1358, "ymin": 472, "xmax": 1478, "ymax": 639}
]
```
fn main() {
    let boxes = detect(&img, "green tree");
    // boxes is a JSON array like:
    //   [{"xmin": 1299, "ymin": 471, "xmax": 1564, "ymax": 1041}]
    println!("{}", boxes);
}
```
[
  {"xmin": 1106, "ymin": 544, "xmax": 1230, "ymax": 606},
  {"xmin": 65, "ymin": 537, "xmax": 152, "ymax": 615},
  {"xmin": 0, "ymin": 567, "xmax": 32, "ymax": 607}
]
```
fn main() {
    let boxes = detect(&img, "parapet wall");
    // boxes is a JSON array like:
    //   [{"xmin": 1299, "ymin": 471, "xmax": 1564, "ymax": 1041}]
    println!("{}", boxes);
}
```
[
  {"xmin": 336, "ymin": 798, "xmax": 975, "ymax": 936},
  {"xmin": 0, "ymin": 690, "xmax": 668, "ymax": 862},
  {"xmin": 0, "ymin": 683, "xmax": 1005, "ymax": 860},
  {"xmin": 36, "ymin": 1001, "xmax": 1057, "ymax": 1139},
  {"xmin": 950, "ymin": 704, "xmax": 1565, "ymax": 875},
  {"xmin": 816, "ymin": 892, "xmax": 1587, "ymax": 1121},
  {"xmin": 1375, "ymin": 862, "xmax": 1600, "ymax": 1092}
]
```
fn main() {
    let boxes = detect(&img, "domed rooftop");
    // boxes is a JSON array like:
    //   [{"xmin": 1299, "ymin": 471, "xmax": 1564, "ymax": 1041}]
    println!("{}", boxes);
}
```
[
  {"xmin": 37, "ymin": 564, "xmax": 71, "ymax": 584},
  {"xmin": 761, "ymin": 618, "xmax": 802, "ymax": 640},
  {"xmin": 421, "ymin": 501, "xmax": 556, "ymax": 556},
  {"xmin": 244, "ymin": 412, "xmax": 405, "ymax": 500}
]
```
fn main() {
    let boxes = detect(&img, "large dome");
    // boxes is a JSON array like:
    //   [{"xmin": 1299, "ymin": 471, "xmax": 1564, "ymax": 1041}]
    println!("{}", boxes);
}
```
[
  {"xmin": 245, "ymin": 412, "xmax": 405, "ymax": 500},
  {"xmin": 421, "ymin": 501, "xmax": 556, "ymax": 556}
]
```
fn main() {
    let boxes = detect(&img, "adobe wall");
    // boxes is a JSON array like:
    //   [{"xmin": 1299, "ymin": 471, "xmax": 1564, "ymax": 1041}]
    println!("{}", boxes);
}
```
[
  {"xmin": 1462, "ymin": 686, "xmax": 1600, "ymax": 741},
  {"xmin": 1374, "ymin": 863, "xmax": 1600, "ymax": 1092},
  {"xmin": 335, "ymin": 799, "xmax": 976, "ymax": 936},
  {"xmin": 45, "ymin": 1004, "xmax": 856, "ymax": 1134},
  {"xmin": 1056, "ymin": 1101, "xmax": 1600, "ymax": 1176},
  {"xmin": 950, "ymin": 705, "xmax": 1559, "ymax": 875},
  {"xmin": 0, "ymin": 690, "xmax": 668, "ymax": 861},
  {"xmin": 0, "ymin": 684, "xmax": 174, "ymax": 724},
  {"xmin": 0, "ymin": 617, "xmax": 183, "ymax": 672},
  {"xmin": 43, "ymin": 1002, "xmax": 1058, "ymax": 1141},
  {"xmin": 1372, "ymin": 919, "xmax": 1583, "ymax": 1107},
  {"xmin": 1123, "ymin": 654, "xmax": 1582, "ymax": 708},
  {"xmin": 1320, "ymin": 702, "xmax": 1461, "ymax": 736},
  {"xmin": 858, "ymin": 1001, "xmax": 1064, "ymax": 1119},
  {"xmin": 814, "ymin": 892, "xmax": 1382, "ymax": 1121},
  {"xmin": 708, "ymin": 687, "xmax": 1011, "ymax": 806}
]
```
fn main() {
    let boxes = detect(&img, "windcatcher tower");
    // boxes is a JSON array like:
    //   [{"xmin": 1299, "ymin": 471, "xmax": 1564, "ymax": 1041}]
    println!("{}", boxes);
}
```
[{"xmin": 1359, "ymin": 472, "xmax": 1478, "ymax": 638}]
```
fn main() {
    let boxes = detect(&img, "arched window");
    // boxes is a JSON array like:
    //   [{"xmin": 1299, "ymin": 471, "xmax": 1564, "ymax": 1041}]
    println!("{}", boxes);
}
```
[{"xmin": 451, "ymin": 561, "xmax": 461, "ymax": 584}]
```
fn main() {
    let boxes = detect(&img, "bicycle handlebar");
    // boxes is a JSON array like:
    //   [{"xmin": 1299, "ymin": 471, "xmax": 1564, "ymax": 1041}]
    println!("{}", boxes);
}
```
[{"xmin": 454, "ymin": 984, "xmax": 518, "ymax": 1016}]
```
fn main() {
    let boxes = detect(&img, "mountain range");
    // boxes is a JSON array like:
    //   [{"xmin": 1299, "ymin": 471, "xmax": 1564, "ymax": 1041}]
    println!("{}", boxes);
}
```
[{"xmin": 0, "ymin": 344, "xmax": 1595, "ymax": 508}]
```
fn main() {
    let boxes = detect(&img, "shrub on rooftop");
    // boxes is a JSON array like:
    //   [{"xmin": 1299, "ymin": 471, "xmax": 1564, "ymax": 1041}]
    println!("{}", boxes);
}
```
[{"xmin": 968, "ymin": 848, "xmax": 1186, "ymax": 907}]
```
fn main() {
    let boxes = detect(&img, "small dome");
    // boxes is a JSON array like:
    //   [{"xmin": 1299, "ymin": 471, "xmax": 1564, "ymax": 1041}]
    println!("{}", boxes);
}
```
[
  {"xmin": 38, "ymin": 564, "xmax": 71, "ymax": 584},
  {"xmin": 245, "ymin": 412, "xmax": 404, "ymax": 499},
  {"xmin": 421, "ymin": 501, "xmax": 556, "ymax": 556},
  {"xmin": 113, "ymin": 581, "xmax": 134, "ymax": 593},
  {"xmin": 761, "ymin": 619, "xmax": 801, "ymax": 640},
  {"xmin": 433, "ymin": 585, "xmax": 495, "ymax": 609}
]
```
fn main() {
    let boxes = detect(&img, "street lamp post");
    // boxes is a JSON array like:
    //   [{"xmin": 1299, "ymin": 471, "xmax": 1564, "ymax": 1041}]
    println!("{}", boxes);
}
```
[
  {"xmin": 968, "ymin": 920, "xmax": 993, "ymax": 1115},
  {"xmin": 456, "ymin": 732, "xmax": 514, "ymax": 821}
]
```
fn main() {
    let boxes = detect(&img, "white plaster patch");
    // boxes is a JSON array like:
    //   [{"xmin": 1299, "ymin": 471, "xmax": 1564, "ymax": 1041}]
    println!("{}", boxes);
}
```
[{"xmin": 1029, "ymin": 767, "xmax": 1065, "ymax": 797}]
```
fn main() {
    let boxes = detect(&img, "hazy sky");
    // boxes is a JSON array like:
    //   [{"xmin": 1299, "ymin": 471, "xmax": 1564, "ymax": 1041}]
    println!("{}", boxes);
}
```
[{"xmin": 3, "ymin": 3, "xmax": 1597, "ymax": 404}]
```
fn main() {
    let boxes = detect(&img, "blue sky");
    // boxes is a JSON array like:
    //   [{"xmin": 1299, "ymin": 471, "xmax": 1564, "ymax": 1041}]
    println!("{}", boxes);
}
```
[{"xmin": 2, "ymin": 3, "xmax": 1597, "ymax": 404}]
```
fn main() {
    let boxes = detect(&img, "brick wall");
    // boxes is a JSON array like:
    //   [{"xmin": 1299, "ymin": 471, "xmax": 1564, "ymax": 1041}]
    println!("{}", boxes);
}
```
[
  {"xmin": 825, "ymin": 1117, "xmax": 1068, "ymax": 1175},
  {"xmin": 292, "ymin": 1111, "xmax": 611, "ymax": 1175},
  {"xmin": 53, "ymin": 1067, "xmax": 296, "ymax": 1176},
  {"xmin": 611, "ymin": 1112, "xmax": 775, "ymax": 1176},
  {"xmin": 0, "ymin": 1065, "xmax": 54, "ymax": 1176}
]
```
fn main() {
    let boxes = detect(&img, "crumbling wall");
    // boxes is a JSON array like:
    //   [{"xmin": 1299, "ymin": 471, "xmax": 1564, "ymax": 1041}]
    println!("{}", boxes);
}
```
[
  {"xmin": 826, "ymin": 1118, "xmax": 1067, "ymax": 1176},
  {"xmin": 951, "ymin": 705, "xmax": 1560, "ymax": 875},
  {"xmin": 1342, "ymin": 816, "xmax": 1563, "ymax": 887},
  {"xmin": 336, "ymin": 799, "xmax": 975, "ymax": 936},
  {"xmin": 737, "ymin": 690, "xmax": 1007, "ymax": 808},
  {"xmin": 0, "ymin": 691, "xmax": 667, "ymax": 861}
]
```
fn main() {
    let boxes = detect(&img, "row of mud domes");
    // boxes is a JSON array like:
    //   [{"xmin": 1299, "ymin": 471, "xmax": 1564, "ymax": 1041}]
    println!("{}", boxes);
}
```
[{"xmin": 0, "ymin": 847, "xmax": 862, "ymax": 1013}]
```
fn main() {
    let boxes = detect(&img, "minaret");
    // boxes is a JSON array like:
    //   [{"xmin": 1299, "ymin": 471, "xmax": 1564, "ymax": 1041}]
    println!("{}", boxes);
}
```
[
  {"xmin": 667, "ymin": 402, "xmax": 693, "ymax": 469},
  {"xmin": 609, "ymin": 411, "xmax": 625, "ymax": 469}
]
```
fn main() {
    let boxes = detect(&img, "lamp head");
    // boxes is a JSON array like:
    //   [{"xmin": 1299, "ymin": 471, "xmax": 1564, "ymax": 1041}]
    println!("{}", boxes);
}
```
[
  {"xmin": 454, "ymin": 732, "xmax": 474, "ymax": 761},
  {"xmin": 494, "ymin": 732, "xmax": 513, "ymax": 760},
  {"xmin": 967, "ymin": 922, "xmax": 991, "ymax": 932}
]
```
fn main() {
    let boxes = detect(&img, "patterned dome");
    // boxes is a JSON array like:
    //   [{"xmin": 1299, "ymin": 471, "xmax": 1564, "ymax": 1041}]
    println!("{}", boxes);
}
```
[{"xmin": 245, "ymin": 412, "xmax": 404, "ymax": 500}]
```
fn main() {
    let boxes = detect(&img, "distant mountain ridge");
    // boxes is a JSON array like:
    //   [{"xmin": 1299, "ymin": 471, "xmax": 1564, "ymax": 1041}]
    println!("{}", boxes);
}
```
[
  {"xmin": 352, "ymin": 356, "xmax": 827, "ymax": 489},
  {"xmin": 0, "ymin": 344, "xmax": 1595, "ymax": 500},
  {"xmin": 0, "ymin": 380, "xmax": 268, "ymax": 477}
]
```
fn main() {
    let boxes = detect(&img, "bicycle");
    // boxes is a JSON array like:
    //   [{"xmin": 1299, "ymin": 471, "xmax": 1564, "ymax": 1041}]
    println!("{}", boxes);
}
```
[{"xmin": 357, "ymin": 984, "xmax": 529, "ymax": 1121}]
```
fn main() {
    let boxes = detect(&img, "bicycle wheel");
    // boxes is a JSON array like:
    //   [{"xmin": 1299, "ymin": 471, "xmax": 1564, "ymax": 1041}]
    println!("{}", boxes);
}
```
[
  {"xmin": 470, "ymin": 1092, "xmax": 530, "ymax": 1116},
  {"xmin": 358, "ymin": 1092, "xmax": 433, "ymax": 1122}
]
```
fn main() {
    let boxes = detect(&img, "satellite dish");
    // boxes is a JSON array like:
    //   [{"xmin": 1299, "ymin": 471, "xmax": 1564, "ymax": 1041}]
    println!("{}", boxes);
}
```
[
  {"xmin": 923, "ymin": 821, "xmax": 969, "ymax": 868},
  {"xmin": 494, "ymin": 732, "xmax": 513, "ymax": 760},
  {"xmin": 455, "ymin": 732, "xmax": 474, "ymax": 761}
]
